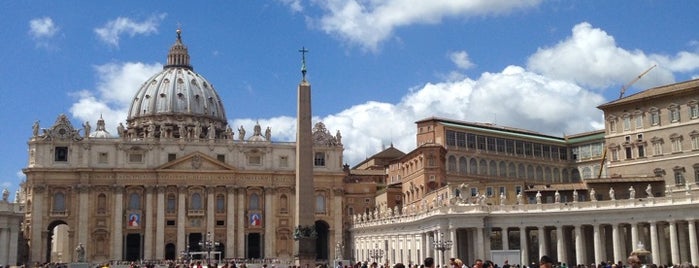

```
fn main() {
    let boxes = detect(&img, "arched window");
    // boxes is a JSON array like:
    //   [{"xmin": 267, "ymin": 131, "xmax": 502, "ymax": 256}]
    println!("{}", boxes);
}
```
[
  {"xmin": 459, "ymin": 157, "xmax": 468, "ymax": 175},
  {"xmin": 508, "ymin": 163, "xmax": 516, "ymax": 178},
  {"xmin": 582, "ymin": 167, "xmax": 592, "ymax": 179},
  {"xmin": 479, "ymin": 159, "xmax": 488, "ymax": 175},
  {"xmin": 315, "ymin": 194, "xmax": 326, "ymax": 213},
  {"xmin": 499, "ymin": 161, "xmax": 507, "ymax": 177},
  {"xmin": 97, "ymin": 193, "xmax": 107, "ymax": 214},
  {"xmin": 128, "ymin": 192, "xmax": 141, "ymax": 210},
  {"xmin": 536, "ymin": 166, "xmax": 544, "ymax": 181},
  {"xmin": 527, "ymin": 165, "xmax": 535, "ymax": 179},
  {"xmin": 545, "ymin": 167, "xmax": 552, "ymax": 182},
  {"xmin": 518, "ymin": 164, "xmax": 526, "ymax": 178},
  {"xmin": 191, "ymin": 193, "xmax": 202, "ymax": 210},
  {"xmin": 489, "ymin": 160, "xmax": 497, "ymax": 176},
  {"xmin": 469, "ymin": 159, "xmax": 478, "ymax": 174},
  {"xmin": 53, "ymin": 192, "xmax": 66, "ymax": 212},
  {"xmin": 447, "ymin": 156, "xmax": 456, "ymax": 172},
  {"xmin": 166, "ymin": 194, "xmax": 176, "ymax": 213},
  {"xmin": 216, "ymin": 194, "xmax": 225, "ymax": 213},
  {"xmin": 249, "ymin": 193, "xmax": 259, "ymax": 210}
]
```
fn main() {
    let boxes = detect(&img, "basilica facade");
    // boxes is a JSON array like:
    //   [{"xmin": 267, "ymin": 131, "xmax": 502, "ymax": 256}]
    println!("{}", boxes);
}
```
[{"xmin": 22, "ymin": 30, "xmax": 345, "ymax": 264}]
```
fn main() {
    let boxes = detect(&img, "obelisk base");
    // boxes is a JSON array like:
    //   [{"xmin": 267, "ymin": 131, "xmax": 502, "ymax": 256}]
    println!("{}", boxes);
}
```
[{"xmin": 295, "ymin": 237, "xmax": 317, "ymax": 268}]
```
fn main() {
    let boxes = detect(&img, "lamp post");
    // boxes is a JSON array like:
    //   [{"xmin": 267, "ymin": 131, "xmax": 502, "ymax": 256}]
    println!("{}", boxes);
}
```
[
  {"xmin": 180, "ymin": 244, "xmax": 191, "ymax": 264},
  {"xmin": 199, "ymin": 232, "xmax": 220, "ymax": 266},
  {"xmin": 433, "ymin": 232, "xmax": 453, "ymax": 268},
  {"xmin": 368, "ymin": 243, "xmax": 385, "ymax": 264}
]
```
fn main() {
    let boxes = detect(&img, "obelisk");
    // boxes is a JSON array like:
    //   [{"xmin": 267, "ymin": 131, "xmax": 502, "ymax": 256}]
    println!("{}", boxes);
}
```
[{"xmin": 295, "ymin": 47, "xmax": 316, "ymax": 267}]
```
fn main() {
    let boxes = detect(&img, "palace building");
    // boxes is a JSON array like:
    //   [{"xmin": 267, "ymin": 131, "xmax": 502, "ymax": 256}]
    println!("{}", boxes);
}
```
[
  {"xmin": 349, "ymin": 79, "xmax": 699, "ymax": 267},
  {"xmin": 22, "ymin": 29, "xmax": 345, "ymax": 264}
]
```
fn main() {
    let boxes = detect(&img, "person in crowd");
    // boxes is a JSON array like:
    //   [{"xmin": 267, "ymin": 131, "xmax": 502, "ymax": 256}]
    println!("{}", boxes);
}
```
[
  {"xmin": 539, "ymin": 256, "xmax": 553, "ymax": 268},
  {"xmin": 425, "ymin": 258, "xmax": 435, "ymax": 268}
]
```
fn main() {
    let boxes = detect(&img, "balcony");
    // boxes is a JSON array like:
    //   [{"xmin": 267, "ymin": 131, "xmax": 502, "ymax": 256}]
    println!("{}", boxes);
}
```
[{"xmin": 188, "ymin": 209, "xmax": 205, "ymax": 216}]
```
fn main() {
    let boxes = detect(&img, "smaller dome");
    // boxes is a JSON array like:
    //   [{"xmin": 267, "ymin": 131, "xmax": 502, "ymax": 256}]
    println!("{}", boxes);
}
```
[{"xmin": 89, "ymin": 116, "xmax": 112, "ymax": 139}]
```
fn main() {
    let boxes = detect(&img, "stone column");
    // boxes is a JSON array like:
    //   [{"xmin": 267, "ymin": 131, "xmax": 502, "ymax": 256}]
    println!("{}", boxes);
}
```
[
  {"xmin": 294, "ymin": 76, "xmax": 316, "ymax": 267},
  {"xmin": 156, "ymin": 186, "xmax": 165, "ymax": 259},
  {"xmin": 649, "ymin": 222, "xmax": 659, "ymax": 266},
  {"xmin": 575, "ymin": 225, "xmax": 584, "ymax": 266},
  {"xmin": 237, "ymin": 188, "xmax": 245, "ymax": 257},
  {"xmin": 226, "ymin": 186, "xmax": 236, "ymax": 258},
  {"xmin": 449, "ymin": 227, "xmax": 457, "ymax": 259},
  {"xmin": 476, "ymin": 227, "xmax": 485, "ymax": 261},
  {"xmin": 688, "ymin": 219, "xmax": 698, "ymax": 265},
  {"xmin": 538, "ymin": 226, "xmax": 546, "ymax": 259},
  {"xmin": 612, "ymin": 224, "xmax": 621, "ymax": 263},
  {"xmin": 556, "ymin": 226, "xmax": 566, "ymax": 265},
  {"xmin": 593, "ymin": 224, "xmax": 603, "ymax": 264},
  {"xmin": 144, "ymin": 186, "xmax": 154, "ymax": 259},
  {"xmin": 177, "ymin": 186, "xmax": 186, "ymax": 254},
  {"xmin": 77, "ymin": 185, "xmax": 89, "ymax": 251},
  {"xmin": 112, "ymin": 185, "xmax": 124, "ymax": 260},
  {"xmin": 630, "ymin": 223, "xmax": 638, "ymax": 254},
  {"xmin": 207, "ymin": 186, "xmax": 215, "ymax": 237},
  {"xmin": 31, "ymin": 186, "xmax": 45, "ymax": 263},
  {"xmin": 669, "ymin": 221, "xmax": 680, "ymax": 265},
  {"xmin": 9, "ymin": 221, "xmax": 19, "ymax": 266},
  {"xmin": 520, "ymin": 227, "xmax": 529, "ymax": 266},
  {"xmin": 0, "ymin": 228, "xmax": 8, "ymax": 266},
  {"xmin": 502, "ymin": 227, "xmax": 509, "ymax": 250},
  {"xmin": 264, "ymin": 187, "xmax": 275, "ymax": 258},
  {"xmin": 334, "ymin": 188, "xmax": 344, "ymax": 261}
]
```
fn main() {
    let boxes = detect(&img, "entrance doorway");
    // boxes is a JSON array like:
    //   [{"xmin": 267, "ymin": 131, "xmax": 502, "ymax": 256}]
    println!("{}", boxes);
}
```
[
  {"xmin": 247, "ymin": 233, "xmax": 262, "ymax": 259},
  {"xmin": 165, "ymin": 243, "xmax": 176, "ymax": 260},
  {"xmin": 46, "ymin": 220, "xmax": 70, "ymax": 263},
  {"xmin": 125, "ymin": 234, "xmax": 142, "ymax": 261},
  {"xmin": 315, "ymin": 220, "xmax": 330, "ymax": 261},
  {"xmin": 189, "ymin": 233, "xmax": 203, "ymax": 258}
]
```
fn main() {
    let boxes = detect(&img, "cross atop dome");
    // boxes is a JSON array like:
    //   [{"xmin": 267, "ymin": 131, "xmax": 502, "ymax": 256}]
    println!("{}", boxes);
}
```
[{"xmin": 165, "ymin": 27, "xmax": 192, "ymax": 70}]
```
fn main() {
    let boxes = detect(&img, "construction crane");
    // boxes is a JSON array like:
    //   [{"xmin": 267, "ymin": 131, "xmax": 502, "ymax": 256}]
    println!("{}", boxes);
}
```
[{"xmin": 619, "ymin": 64, "xmax": 657, "ymax": 99}]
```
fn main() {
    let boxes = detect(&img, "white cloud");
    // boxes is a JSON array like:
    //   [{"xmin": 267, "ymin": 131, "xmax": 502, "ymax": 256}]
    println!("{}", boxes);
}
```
[
  {"xmin": 311, "ymin": 0, "xmax": 541, "ymax": 51},
  {"xmin": 70, "ymin": 62, "xmax": 162, "ymax": 132},
  {"xmin": 279, "ymin": 0, "xmax": 304, "ymax": 13},
  {"xmin": 527, "ymin": 22, "xmax": 699, "ymax": 92},
  {"xmin": 95, "ymin": 14, "xmax": 166, "ymax": 47},
  {"xmin": 29, "ymin": 17, "xmax": 59, "ymax": 48},
  {"xmin": 450, "ymin": 51, "xmax": 475, "ymax": 70}
]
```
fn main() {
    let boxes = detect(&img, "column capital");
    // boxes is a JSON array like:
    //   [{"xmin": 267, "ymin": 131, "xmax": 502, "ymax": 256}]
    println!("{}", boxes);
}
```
[
  {"xmin": 76, "ymin": 184, "xmax": 90, "ymax": 193},
  {"xmin": 33, "ymin": 185, "xmax": 46, "ymax": 194},
  {"xmin": 144, "ymin": 185, "xmax": 155, "ymax": 192},
  {"xmin": 178, "ymin": 185, "xmax": 187, "ymax": 192},
  {"xmin": 156, "ymin": 185, "xmax": 167, "ymax": 194},
  {"xmin": 112, "ymin": 184, "xmax": 124, "ymax": 193},
  {"xmin": 226, "ymin": 185, "xmax": 236, "ymax": 194}
]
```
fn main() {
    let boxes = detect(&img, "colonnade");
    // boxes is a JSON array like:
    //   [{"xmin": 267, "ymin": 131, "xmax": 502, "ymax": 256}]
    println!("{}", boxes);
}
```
[
  {"xmin": 352, "ymin": 196, "xmax": 699, "ymax": 267},
  {"xmin": 354, "ymin": 220, "xmax": 699, "ymax": 267}
]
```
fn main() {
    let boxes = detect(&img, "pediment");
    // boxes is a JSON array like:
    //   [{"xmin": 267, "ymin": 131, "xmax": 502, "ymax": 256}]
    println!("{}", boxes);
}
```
[{"xmin": 157, "ymin": 152, "xmax": 235, "ymax": 171}]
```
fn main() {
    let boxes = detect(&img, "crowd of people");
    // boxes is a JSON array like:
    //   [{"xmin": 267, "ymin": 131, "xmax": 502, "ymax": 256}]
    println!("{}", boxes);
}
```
[{"xmin": 337, "ymin": 255, "xmax": 697, "ymax": 268}]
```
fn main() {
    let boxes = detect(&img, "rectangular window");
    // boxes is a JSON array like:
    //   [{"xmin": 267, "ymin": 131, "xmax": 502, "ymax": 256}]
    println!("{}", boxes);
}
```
[
  {"xmin": 314, "ymin": 152, "xmax": 326, "ymax": 166},
  {"xmin": 691, "ymin": 105, "xmax": 699, "ymax": 119},
  {"xmin": 675, "ymin": 171, "xmax": 685, "ymax": 185},
  {"xmin": 692, "ymin": 136, "xmax": 699, "ymax": 150},
  {"xmin": 611, "ymin": 149, "xmax": 619, "ymax": 161},
  {"xmin": 248, "ymin": 155, "xmax": 261, "ymax": 165},
  {"xmin": 609, "ymin": 120, "xmax": 617, "ymax": 132},
  {"xmin": 456, "ymin": 132, "xmax": 466, "ymax": 147},
  {"xmin": 477, "ymin": 136, "xmax": 486, "ymax": 150},
  {"xmin": 638, "ymin": 145, "xmax": 645, "ymax": 158},
  {"xmin": 515, "ymin": 185, "xmax": 522, "ymax": 194},
  {"xmin": 671, "ymin": 109, "xmax": 680, "ymax": 122},
  {"xmin": 487, "ymin": 137, "xmax": 496, "ymax": 151},
  {"xmin": 506, "ymin": 139, "xmax": 515, "ymax": 154},
  {"xmin": 496, "ymin": 138, "xmax": 506, "ymax": 153},
  {"xmin": 216, "ymin": 220, "xmax": 225, "ymax": 226},
  {"xmin": 623, "ymin": 117, "xmax": 631, "ymax": 131},
  {"xmin": 635, "ymin": 115, "xmax": 643, "ymax": 129},
  {"xmin": 486, "ymin": 186, "xmax": 494, "ymax": 197},
  {"xmin": 168, "ymin": 153, "xmax": 176, "ymax": 162},
  {"xmin": 467, "ymin": 134, "xmax": 476, "ymax": 149},
  {"xmin": 279, "ymin": 156, "xmax": 288, "ymax": 167},
  {"xmin": 129, "ymin": 153, "xmax": 143, "ymax": 163},
  {"xmin": 446, "ymin": 130, "xmax": 456, "ymax": 146},
  {"xmin": 98, "ymin": 152, "xmax": 108, "ymax": 164},
  {"xmin": 217, "ymin": 154, "xmax": 225, "ymax": 162},
  {"xmin": 499, "ymin": 186, "xmax": 506, "ymax": 195},
  {"xmin": 625, "ymin": 147, "xmax": 633, "ymax": 159},
  {"xmin": 470, "ymin": 187, "xmax": 478, "ymax": 197},
  {"xmin": 650, "ymin": 112, "xmax": 660, "ymax": 126},
  {"xmin": 524, "ymin": 142, "xmax": 533, "ymax": 156},
  {"xmin": 55, "ymin": 147, "xmax": 68, "ymax": 162},
  {"xmin": 672, "ymin": 139, "xmax": 682, "ymax": 153},
  {"xmin": 653, "ymin": 142, "xmax": 663, "ymax": 156},
  {"xmin": 515, "ymin": 141, "xmax": 524, "ymax": 155},
  {"xmin": 166, "ymin": 220, "xmax": 175, "ymax": 226}
]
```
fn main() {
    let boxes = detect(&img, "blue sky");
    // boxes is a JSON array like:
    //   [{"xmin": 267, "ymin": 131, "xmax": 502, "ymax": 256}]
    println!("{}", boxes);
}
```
[{"xmin": 2, "ymin": 1, "xmax": 699, "ymax": 195}]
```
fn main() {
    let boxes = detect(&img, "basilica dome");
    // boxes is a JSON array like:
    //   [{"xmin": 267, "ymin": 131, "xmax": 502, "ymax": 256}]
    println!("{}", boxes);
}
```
[{"xmin": 124, "ymin": 29, "xmax": 228, "ymax": 139}]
